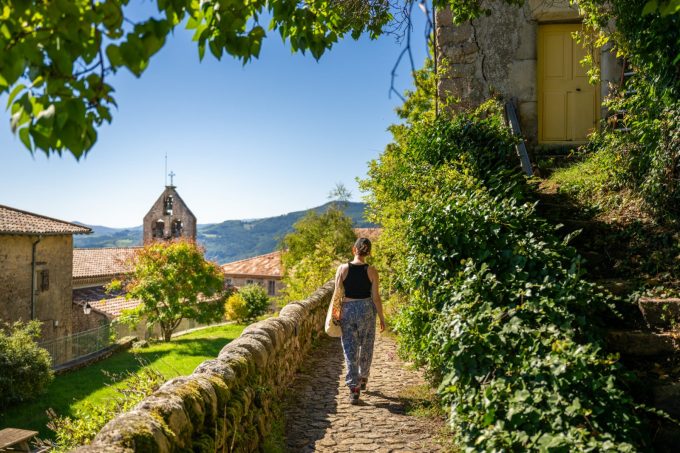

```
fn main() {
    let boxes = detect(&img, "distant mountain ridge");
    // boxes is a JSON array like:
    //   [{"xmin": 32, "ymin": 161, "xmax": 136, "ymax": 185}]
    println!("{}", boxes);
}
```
[{"xmin": 73, "ymin": 202, "xmax": 375, "ymax": 264}]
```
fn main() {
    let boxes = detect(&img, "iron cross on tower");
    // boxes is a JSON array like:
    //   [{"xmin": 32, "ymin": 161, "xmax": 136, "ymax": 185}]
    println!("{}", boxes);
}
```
[{"xmin": 168, "ymin": 171, "xmax": 176, "ymax": 186}]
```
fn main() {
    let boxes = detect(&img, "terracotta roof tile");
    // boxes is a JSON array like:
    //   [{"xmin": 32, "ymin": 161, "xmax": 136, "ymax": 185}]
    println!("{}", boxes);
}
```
[
  {"xmin": 353, "ymin": 227, "xmax": 383, "ymax": 242},
  {"xmin": 221, "ymin": 251, "xmax": 282, "ymax": 278},
  {"xmin": 73, "ymin": 286, "xmax": 141, "ymax": 318},
  {"xmin": 73, "ymin": 247, "xmax": 139, "ymax": 280},
  {"xmin": 0, "ymin": 204, "xmax": 91, "ymax": 235}
]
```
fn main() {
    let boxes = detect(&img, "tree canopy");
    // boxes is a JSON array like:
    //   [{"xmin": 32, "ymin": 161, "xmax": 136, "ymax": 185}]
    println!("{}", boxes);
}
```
[
  {"xmin": 280, "ymin": 205, "xmax": 356, "ymax": 302},
  {"xmin": 5, "ymin": 0, "xmax": 677, "ymax": 159},
  {"xmin": 114, "ymin": 240, "xmax": 228, "ymax": 341},
  {"xmin": 1, "ymin": 0, "xmax": 390, "ymax": 158}
]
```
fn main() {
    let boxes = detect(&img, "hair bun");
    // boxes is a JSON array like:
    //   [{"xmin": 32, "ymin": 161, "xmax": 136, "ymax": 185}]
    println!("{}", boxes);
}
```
[{"xmin": 354, "ymin": 237, "xmax": 372, "ymax": 256}]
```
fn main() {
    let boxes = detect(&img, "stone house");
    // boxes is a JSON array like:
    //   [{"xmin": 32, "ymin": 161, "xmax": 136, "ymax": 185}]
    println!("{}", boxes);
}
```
[
  {"xmin": 0, "ymin": 204, "xmax": 91, "ymax": 341},
  {"xmin": 436, "ymin": 0, "xmax": 622, "ymax": 147},
  {"xmin": 222, "ymin": 251, "xmax": 284, "ymax": 297},
  {"xmin": 143, "ymin": 184, "xmax": 196, "ymax": 243}
]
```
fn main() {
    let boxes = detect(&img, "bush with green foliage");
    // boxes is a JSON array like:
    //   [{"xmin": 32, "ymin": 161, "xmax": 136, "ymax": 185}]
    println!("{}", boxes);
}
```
[
  {"xmin": 224, "ymin": 284, "xmax": 270, "ymax": 323},
  {"xmin": 0, "ymin": 321, "xmax": 53, "ymax": 409},
  {"xmin": 47, "ymin": 367, "xmax": 165, "ymax": 451},
  {"xmin": 280, "ymin": 206, "xmax": 356, "ymax": 302},
  {"xmin": 362, "ymin": 103, "xmax": 648, "ymax": 450}
]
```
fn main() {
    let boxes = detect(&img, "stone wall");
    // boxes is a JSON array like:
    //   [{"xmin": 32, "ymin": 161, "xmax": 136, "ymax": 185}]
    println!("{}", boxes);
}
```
[
  {"xmin": 436, "ymin": 0, "xmax": 620, "ymax": 147},
  {"xmin": 0, "ymin": 234, "xmax": 74, "ymax": 342},
  {"xmin": 73, "ymin": 280, "xmax": 334, "ymax": 453},
  {"xmin": 71, "ymin": 303, "xmax": 110, "ymax": 333}
]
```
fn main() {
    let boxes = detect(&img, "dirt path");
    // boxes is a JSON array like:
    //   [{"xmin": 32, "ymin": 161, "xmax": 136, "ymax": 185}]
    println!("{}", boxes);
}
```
[{"xmin": 283, "ymin": 333, "xmax": 450, "ymax": 452}]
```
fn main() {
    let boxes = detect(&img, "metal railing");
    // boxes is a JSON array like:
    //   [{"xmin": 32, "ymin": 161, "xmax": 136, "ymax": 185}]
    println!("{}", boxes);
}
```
[{"xmin": 40, "ymin": 324, "xmax": 113, "ymax": 367}]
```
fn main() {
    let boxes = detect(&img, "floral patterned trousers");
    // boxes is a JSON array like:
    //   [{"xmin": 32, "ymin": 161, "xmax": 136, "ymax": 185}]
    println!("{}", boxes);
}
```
[{"xmin": 340, "ymin": 298, "xmax": 377, "ymax": 388}]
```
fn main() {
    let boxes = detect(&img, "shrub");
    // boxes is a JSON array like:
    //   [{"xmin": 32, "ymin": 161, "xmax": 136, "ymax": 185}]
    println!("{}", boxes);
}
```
[
  {"xmin": 0, "ymin": 321, "xmax": 53, "ymax": 408},
  {"xmin": 238, "ymin": 284, "xmax": 271, "ymax": 320},
  {"xmin": 363, "ymin": 104, "xmax": 647, "ymax": 450},
  {"xmin": 47, "ymin": 366, "xmax": 165, "ymax": 451},
  {"xmin": 225, "ymin": 284, "xmax": 269, "ymax": 323},
  {"xmin": 225, "ymin": 293, "xmax": 248, "ymax": 323}
]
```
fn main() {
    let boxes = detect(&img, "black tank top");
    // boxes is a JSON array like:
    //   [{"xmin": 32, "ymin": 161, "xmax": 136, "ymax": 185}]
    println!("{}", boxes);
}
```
[{"xmin": 343, "ymin": 262, "xmax": 372, "ymax": 299}]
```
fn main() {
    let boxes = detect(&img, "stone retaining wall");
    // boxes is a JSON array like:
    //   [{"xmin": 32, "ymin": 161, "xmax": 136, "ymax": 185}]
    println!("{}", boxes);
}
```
[{"xmin": 73, "ymin": 281, "xmax": 334, "ymax": 453}]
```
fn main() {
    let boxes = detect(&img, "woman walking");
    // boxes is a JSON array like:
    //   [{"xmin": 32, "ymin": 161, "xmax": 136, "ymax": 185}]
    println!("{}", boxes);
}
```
[{"xmin": 333, "ymin": 237, "xmax": 386, "ymax": 405}]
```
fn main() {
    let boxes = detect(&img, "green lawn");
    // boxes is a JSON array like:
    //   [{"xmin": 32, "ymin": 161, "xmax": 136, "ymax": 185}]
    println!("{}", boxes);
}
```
[{"xmin": 0, "ymin": 323, "xmax": 245, "ymax": 440}]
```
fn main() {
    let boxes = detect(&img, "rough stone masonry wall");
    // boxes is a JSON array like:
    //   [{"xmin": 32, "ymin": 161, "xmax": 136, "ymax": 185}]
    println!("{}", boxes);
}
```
[
  {"xmin": 142, "ymin": 188, "xmax": 197, "ymax": 244},
  {"xmin": 0, "ymin": 234, "xmax": 74, "ymax": 342},
  {"xmin": 72, "ymin": 280, "xmax": 334, "ymax": 453}
]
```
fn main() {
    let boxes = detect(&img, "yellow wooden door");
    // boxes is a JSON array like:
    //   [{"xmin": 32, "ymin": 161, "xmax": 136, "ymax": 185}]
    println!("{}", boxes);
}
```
[{"xmin": 538, "ymin": 24, "xmax": 599, "ymax": 143}]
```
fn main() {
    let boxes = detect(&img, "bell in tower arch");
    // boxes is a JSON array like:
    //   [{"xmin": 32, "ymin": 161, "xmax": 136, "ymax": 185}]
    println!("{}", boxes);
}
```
[{"xmin": 164, "ymin": 195, "xmax": 174, "ymax": 216}]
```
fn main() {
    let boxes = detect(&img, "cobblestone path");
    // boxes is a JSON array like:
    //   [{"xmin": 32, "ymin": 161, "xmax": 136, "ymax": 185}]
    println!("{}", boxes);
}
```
[{"xmin": 283, "ymin": 333, "xmax": 449, "ymax": 452}]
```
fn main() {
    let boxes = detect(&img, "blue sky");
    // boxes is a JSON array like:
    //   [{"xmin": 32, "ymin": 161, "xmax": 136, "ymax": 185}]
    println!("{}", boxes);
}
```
[{"xmin": 0, "ymin": 9, "xmax": 428, "ymax": 228}]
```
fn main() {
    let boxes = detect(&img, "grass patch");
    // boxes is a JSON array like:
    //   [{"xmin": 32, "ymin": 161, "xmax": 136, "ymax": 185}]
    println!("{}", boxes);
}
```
[
  {"xmin": 0, "ymin": 323, "xmax": 245, "ymax": 440},
  {"xmin": 548, "ymin": 149, "xmax": 624, "ymax": 208},
  {"xmin": 398, "ymin": 383, "xmax": 443, "ymax": 419},
  {"xmin": 539, "ymin": 149, "xmax": 680, "ymax": 294},
  {"xmin": 398, "ymin": 383, "xmax": 458, "ymax": 451},
  {"xmin": 261, "ymin": 400, "xmax": 287, "ymax": 453}
]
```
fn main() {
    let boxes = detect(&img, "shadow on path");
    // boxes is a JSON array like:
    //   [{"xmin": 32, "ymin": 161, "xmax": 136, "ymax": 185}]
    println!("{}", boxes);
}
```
[
  {"xmin": 283, "ymin": 333, "xmax": 447, "ymax": 452},
  {"xmin": 283, "ymin": 335, "xmax": 343, "ymax": 452}
]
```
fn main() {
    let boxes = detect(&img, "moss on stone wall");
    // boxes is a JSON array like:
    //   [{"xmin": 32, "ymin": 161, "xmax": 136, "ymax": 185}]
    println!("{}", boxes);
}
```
[{"xmin": 72, "ymin": 281, "xmax": 334, "ymax": 453}]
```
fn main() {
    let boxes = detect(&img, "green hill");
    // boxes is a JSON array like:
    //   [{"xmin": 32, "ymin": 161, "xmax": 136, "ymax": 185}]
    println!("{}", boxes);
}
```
[{"xmin": 73, "ymin": 202, "xmax": 375, "ymax": 263}]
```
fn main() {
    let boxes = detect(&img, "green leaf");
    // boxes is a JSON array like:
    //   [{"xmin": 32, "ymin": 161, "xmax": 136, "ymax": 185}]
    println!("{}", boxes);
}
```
[
  {"xmin": 642, "ymin": 0, "xmax": 658, "ymax": 15},
  {"xmin": 198, "ymin": 41, "xmax": 206, "ymax": 61},
  {"xmin": 106, "ymin": 45, "xmax": 123, "ymax": 67},
  {"xmin": 19, "ymin": 127, "xmax": 32, "ymax": 150},
  {"xmin": 6, "ymin": 83, "xmax": 25, "ymax": 108}
]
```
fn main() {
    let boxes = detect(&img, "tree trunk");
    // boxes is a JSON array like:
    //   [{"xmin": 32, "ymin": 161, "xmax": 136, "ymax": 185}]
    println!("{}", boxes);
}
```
[{"xmin": 163, "ymin": 328, "xmax": 173, "ymax": 342}]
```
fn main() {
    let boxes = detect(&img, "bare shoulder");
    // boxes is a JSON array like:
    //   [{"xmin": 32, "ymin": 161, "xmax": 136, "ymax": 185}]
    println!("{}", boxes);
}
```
[
  {"xmin": 367, "ymin": 265, "xmax": 379, "ymax": 279},
  {"xmin": 336, "ymin": 263, "xmax": 349, "ymax": 277}
]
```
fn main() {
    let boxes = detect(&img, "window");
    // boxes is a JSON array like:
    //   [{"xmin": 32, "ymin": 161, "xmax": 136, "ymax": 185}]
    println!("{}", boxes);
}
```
[
  {"xmin": 268, "ymin": 280, "xmax": 276, "ymax": 296},
  {"xmin": 153, "ymin": 220, "xmax": 165, "ymax": 238},
  {"xmin": 246, "ymin": 279, "xmax": 254, "ymax": 285},
  {"xmin": 225, "ymin": 278, "xmax": 232, "ymax": 285},
  {"xmin": 171, "ymin": 219, "xmax": 183, "ymax": 238},
  {"xmin": 39, "ymin": 269, "xmax": 49, "ymax": 292}
]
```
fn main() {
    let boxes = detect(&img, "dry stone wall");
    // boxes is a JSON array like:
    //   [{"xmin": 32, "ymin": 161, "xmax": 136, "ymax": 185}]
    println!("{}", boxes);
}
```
[{"xmin": 72, "ymin": 281, "xmax": 334, "ymax": 453}]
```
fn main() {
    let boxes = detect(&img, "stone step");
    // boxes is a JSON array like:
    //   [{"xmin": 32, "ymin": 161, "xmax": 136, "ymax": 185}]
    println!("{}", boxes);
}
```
[
  {"xmin": 639, "ymin": 297, "xmax": 680, "ymax": 330},
  {"xmin": 651, "ymin": 381, "xmax": 680, "ymax": 452},
  {"xmin": 652, "ymin": 382, "xmax": 680, "ymax": 419},
  {"xmin": 606, "ymin": 330, "xmax": 680, "ymax": 356},
  {"xmin": 593, "ymin": 278, "xmax": 638, "ymax": 297},
  {"xmin": 653, "ymin": 422, "xmax": 680, "ymax": 453}
]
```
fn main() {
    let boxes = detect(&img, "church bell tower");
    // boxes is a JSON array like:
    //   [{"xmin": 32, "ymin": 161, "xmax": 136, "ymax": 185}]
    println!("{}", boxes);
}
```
[{"xmin": 143, "ymin": 172, "xmax": 197, "ymax": 243}]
